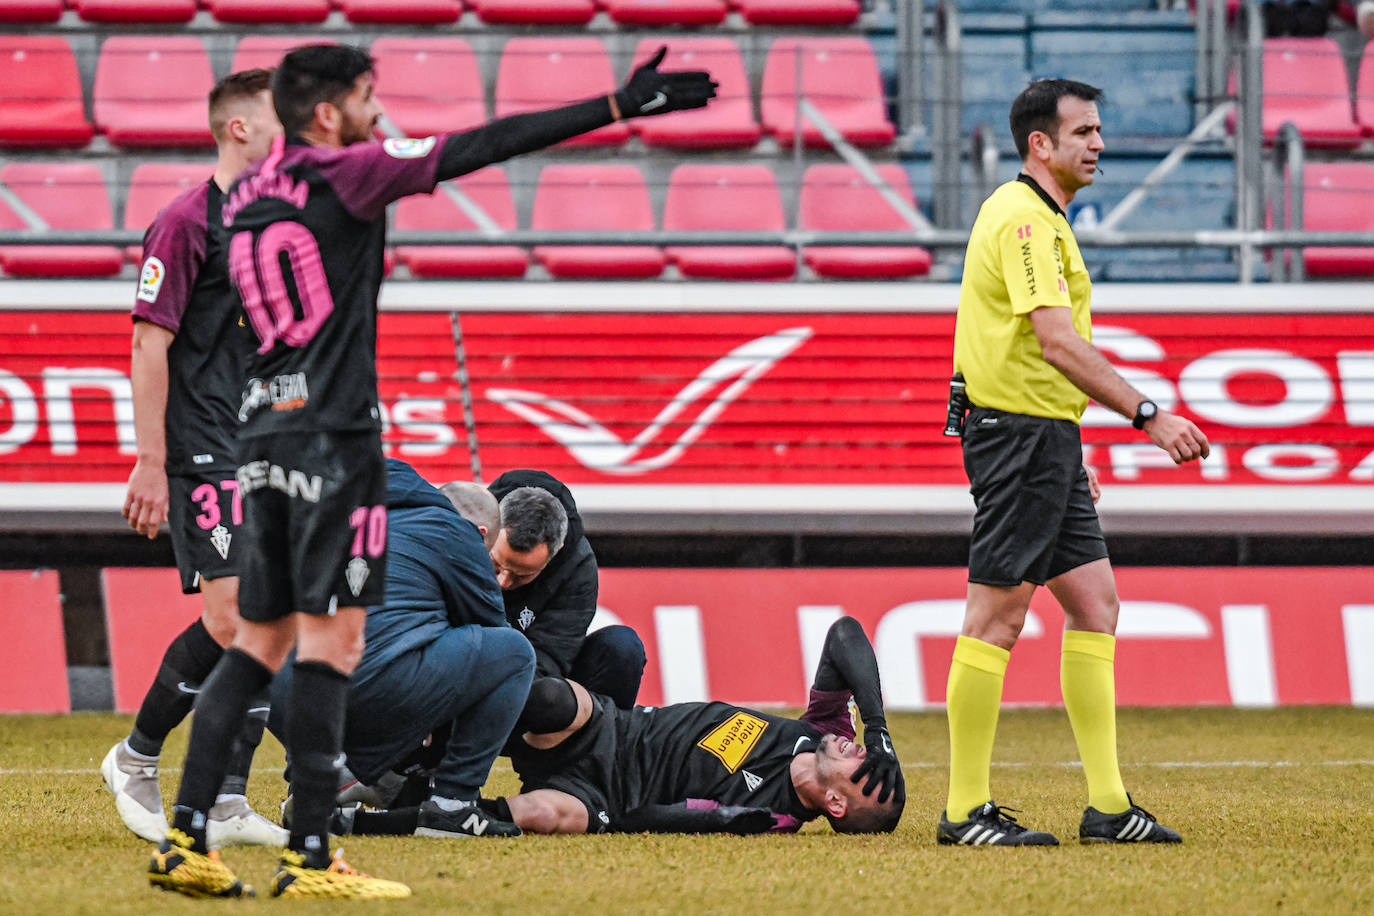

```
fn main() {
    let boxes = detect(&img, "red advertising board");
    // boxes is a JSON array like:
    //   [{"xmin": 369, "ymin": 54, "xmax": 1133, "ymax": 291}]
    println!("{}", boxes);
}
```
[{"xmin": 2, "ymin": 310, "xmax": 1373, "ymax": 490}]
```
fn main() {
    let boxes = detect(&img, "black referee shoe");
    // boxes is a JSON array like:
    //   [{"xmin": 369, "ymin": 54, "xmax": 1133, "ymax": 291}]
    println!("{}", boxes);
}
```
[
  {"xmin": 1080, "ymin": 796, "xmax": 1182, "ymax": 844},
  {"xmin": 414, "ymin": 799, "xmax": 522, "ymax": 838},
  {"xmin": 937, "ymin": 801, "xmax": 1059, "ymax": 846}
]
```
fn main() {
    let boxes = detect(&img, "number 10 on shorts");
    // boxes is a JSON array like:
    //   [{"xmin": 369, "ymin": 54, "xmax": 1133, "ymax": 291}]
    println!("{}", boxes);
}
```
[{"xmin": 349, "ymin": 505, "xmax": 387, "ymax": 558}]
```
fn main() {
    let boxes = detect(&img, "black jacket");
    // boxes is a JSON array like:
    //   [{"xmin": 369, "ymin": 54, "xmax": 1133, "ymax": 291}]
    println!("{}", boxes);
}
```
[{"xmin": 488, "ymin": 469, "xmax": 598, "ymax": 678}]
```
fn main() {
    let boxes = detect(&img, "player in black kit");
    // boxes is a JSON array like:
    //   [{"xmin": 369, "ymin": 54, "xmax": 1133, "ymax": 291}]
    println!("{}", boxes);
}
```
[
  {"xmin": 105, "ymin": 69, "xmax": 284, "ymax": 849},
  {"xmin": 149, "ymin": 43, "xmax": 717, "ymax": 899}
]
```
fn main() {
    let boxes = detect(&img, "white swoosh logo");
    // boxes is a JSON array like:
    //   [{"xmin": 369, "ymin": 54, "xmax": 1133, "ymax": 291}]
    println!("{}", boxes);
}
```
[
  {"xmin": 641, "ymin": 91, "xmax": 668, "ymax": 112},
  {"xmin": 487, "ymin": 327, "xmax": 812, "ymax": 476}
]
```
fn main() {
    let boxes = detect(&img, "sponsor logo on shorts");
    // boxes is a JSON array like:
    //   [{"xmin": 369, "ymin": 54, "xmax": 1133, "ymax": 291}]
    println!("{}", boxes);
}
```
[
  {"xmin": 236, "ymin": 460, "xmax": 323, "ymax": 502},
  {"xmin": 210, "ymin": 523, "xmax": 231, "ymax": 560},
  {"xmin": 137, "ymin": 256, "xmax": 165, "ymax": 303},
  {"xmin": 518, "ymin": 607, "xmax": 536, "ymax": 630},
  {"xmin": 346, "ymin": 557, "xmax": 370, "ymax": 597},
  {"xmin": 192, "ymin": 453, "xmax": 214, "ymax": 465},
  {"xmin": 382, "ymin": 136, "xmax": 437, "ymax": 159},
  {"xmin": 696, "ymin": 712, "xmax": 769, "ymax": 774}
]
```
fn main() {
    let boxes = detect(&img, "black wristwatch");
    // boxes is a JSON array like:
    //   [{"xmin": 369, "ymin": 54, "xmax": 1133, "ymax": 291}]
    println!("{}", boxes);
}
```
[{"xmin": 1132, "ymin": 399, "xmax": 1158, "ymax": 430}]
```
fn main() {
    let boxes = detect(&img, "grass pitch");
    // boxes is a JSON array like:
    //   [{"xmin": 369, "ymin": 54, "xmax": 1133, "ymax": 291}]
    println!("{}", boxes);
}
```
[{"xmin": 1, "ymin": 707, "xmax": 1371, "ymax": 915}]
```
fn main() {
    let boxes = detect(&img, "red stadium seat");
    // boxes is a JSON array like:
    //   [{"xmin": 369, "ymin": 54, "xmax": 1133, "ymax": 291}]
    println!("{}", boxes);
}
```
[
  {"xmin": 372, "ymin": 37, "xmax": 486, "ymax": 138},
  {"xmin": 232, "ymin": 36, "xmax": 334, "ymax": 73},
  {"xmin": 94, "ymin": 37, "xmax": 215, "ymax": 148},
  {"xmin": 124, "ymin": 162, "xmax": 213, "ymax": 262},
  {"xmin": 496, "ymin": 38, "xmax": 628, "ymax": 146},
  {"xmin": 103, "ymin": 568, "xmax": 203, "ymax": 713},
  {"xmin": 395, "ymin": 167, "xmax": 529, "ymax": 278},
  {"xmin": 0, "ymin": 0, "xmax": 64, "ymax": 22},
  {"xmin": 472, "ymin": 0, "xmax": 594, "ymax": 24},
  {"xmin": 761, "ymin": 38, "xmax": 895, "ymax": 148},
  {"xmin": 209, "ymin": 0, "xmax": 329, "ymax": 23},
  {"xmin": 1289, "ymin": 162, "xmax": 1374, "ymax": 276},
  {"xmin": 342, "ymin": 0, "xmax": 461, "ymax": 22},
  {"xmin": 604, "ymin": 0, "xmax": 726, "ymax": 26},
  {"xmin": 663, "ymin": 164, "xmax": 795, "ymax": 280},
  {"xmin": 1230, "ymin": 38, "xmax": 1360, "ymax": 148},
  {"xmin": 75, "ymin": 0, "xmax": 197, "ymax": 23},
  {"xmin": 0, "ymin": 163, "xmax": 125, "ymax": 277},
  {"xmin": 0, "ymin": 571, "xmax": 69, "ymax": 713},
  {"xmin": 531, "ymin": 164, "xmax": 664, "ymax": 279},
  {"xmin": 1354, "ymin": 41, "xmax": 1374, "ymax": 136},
  {"xmin": 736, "ymin": 0, "xmax": 858, "ymax": 25},
  {"xmin": 628, "ymin": 39, "xmax": 761, "ymax": 150},
  {"xmin": 801, "ymin": 164, "xmax": 932, "ymax": 279},
  {"xmin": 0, "ymin": 37, "xmax": 94, "ymax": 148}
]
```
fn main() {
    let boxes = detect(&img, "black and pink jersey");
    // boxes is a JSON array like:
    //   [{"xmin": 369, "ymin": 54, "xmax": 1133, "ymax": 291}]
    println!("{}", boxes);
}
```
[
  {"xmin": 133, "ymin": 179, "xmax": 254, "ymax": 474},
  {"xmin": 223, "ymin": 134, "xmax": 447, "ymax": 437}
]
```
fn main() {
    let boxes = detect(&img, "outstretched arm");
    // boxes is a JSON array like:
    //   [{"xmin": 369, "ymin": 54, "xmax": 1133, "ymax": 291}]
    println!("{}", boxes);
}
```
[
  {"xmin": 811, "ymin": 617, "xmax": 904, "ymax": 804},
  {"xmin": 613, "ymin": 802, "xmax": 777, "ymax": 836}
]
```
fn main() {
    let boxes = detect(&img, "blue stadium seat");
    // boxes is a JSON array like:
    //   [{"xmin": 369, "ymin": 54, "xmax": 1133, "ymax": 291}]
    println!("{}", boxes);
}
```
[
  {"xmin": 944, "ymin": 32, "xmax": 1030, "ymax": 146},
  {"xmin": 1030, "ymin": 14, "xmax": 1196, "ymax": 141},
  {"xmin": 960, "ymin": 0, "xmax": 1155, "ymax": 12}
]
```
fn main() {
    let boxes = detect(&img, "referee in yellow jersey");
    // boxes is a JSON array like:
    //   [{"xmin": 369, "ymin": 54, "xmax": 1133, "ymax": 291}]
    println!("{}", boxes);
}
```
[{"xmin": 939, "ymin": 79, "xmax": 1208, "ymax": 847}]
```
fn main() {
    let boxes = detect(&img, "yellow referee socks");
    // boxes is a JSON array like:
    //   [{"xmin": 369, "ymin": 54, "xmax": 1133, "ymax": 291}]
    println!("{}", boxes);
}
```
[
  {"xmin": 1061, "ymin": 629, "xmax": 1130, "ymax": 814},
  {"xmin": 945, "ymin": 635, "xmax": 1010, "ymax": 820}
]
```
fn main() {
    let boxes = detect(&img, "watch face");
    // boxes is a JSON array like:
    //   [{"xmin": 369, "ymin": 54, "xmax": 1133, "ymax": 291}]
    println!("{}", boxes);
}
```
[{"xmin": 1141, "ymin": 401, "xmax": 1157, "ymax": 419}]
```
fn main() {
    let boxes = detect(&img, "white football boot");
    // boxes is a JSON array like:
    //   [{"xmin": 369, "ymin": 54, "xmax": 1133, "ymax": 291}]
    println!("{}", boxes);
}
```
[
  {"xmin": 208, "ymin": 795, "xmax": 290, "ymax": 847},
  {"xmin": 101, "ymin": 741, "xmax": 169, "ymax": 842}
]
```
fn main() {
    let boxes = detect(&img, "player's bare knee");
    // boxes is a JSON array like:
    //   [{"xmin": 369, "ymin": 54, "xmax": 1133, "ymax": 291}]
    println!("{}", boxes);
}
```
[
  {"xmin": 198, "ymin": 577, "xmax": 241, "ymax": 647},
  {"xmin": 509, "ymin": 792, "xmax": 588, "ymax": 835}
]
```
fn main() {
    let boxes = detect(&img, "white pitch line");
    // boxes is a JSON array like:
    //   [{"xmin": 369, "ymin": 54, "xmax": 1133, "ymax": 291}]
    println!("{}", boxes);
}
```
[{"xmin": 4, "ymin": 761, "xmax": 1372, "ymax": 777}]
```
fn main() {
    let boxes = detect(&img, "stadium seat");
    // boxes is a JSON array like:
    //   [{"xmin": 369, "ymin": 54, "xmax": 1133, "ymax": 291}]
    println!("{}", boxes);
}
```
[
  {"xmin": 75, "ymin": 0, "xmax": 197, "ymax": 22},
  {"xmin": 1288, "ymin": 162, "xmax": 1374, "ymax": 277},
  {"xmin": 663, "ymin": 164, "xmax": 795, "ymax": 280},
  {"xmin": 372, "ymin": 37, "xmax": 486, "ymax": 138},
  {"xmin": 341, "ymin": 0, "xmax": 462, "ymax": 22},
  {"xmin": 530, "ymin": 164, "xmax": 664, "ymax": 279},
  {"xmin": 232, "ymin": 36, "xmax": 334, "ymax": 73},
  {"xmin": 124, "ymin": 162, "xmax": 214, "ymax": 262},
  {"xmin": 472, "ymin": 0, "xmax": 595, "ymax": 24},
  {"xmin": 495, "ymin": 38, "xmax": 629, "ymax": 146},
  {"xmin": 0, "ymin": 37, "xmax": 94, "ymax": 148},
  {"xmin": 0, "ymin": 163, "xmax": 125, "ymax": 277},
  {"xmin": 1230, "ymin": 38, "xmax": 1361, "ymax": 148},
  {"xmin": 800, "ymin": 165, "xmax": 932, "ymax": 279},
  {"xmin": 209, "ymin": 0, "xmax": 330, "ymax": 23},
  {"xmin": 760, "ymin": 38, "xmax": 895, "ymax": 148},
  {"xmin": 1354, "ymin": 40, "xmax": 1374, "ymax": 136},
  {"xmin": 628, "ymin": 39, "xmax": 761, "ymax": 149},
  {"xmin": 103, "ymin": 568, "xmax": 204, "ymax": 713},
  {"xmin": 394, "ymin": 167, "xmax": 529, "ymax": 278},
  {"xmin": 735, "ymin": 0, "xmax": 858, "ymax": 26},
  {"xmin": 94, "ymin": 37, "xmax": 215, "ymax": 148},
  {"xmin": 0, "ymin": 0, "xmax": 62, "ymax": 21},
  {"xmin": 604, "ymin": 0, "xmax": 726, "ymax": 26},
  {"xmin": 0, "ymin": 570, "xmax": 69, "ymax": 713}
]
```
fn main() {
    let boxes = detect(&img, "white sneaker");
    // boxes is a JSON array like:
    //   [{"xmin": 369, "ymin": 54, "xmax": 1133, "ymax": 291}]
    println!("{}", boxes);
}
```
[
  {"xmin": 100, "ymin": 741, "xmax": 168, "ymax": 843},
  {"xmin": 208, "ymin": 795, "xmax": 290, "ymax": 847}
]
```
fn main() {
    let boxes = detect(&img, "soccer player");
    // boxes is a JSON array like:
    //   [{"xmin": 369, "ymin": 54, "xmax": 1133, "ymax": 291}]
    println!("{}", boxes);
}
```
[
  {"xmin": 940, "ymin": 79, "xmax": 1206, "ymax": 846},
  {"xmin": 340, "ymin": 616, "xmax": 904, "ymax": 837},
  {"xmin": 147, "ymin": 43, "xmax": 716, "ymax": 899},
  {"xmin": 104, "ymin": 69, "xmax": 284, "ymax": 849},
  {"xmin": 270, "ymin": 459, "xmax": 534, "ymax": 839},
  {"xmin": 487, "ymin": 470, "xmax": 647, "ymax": 709}
]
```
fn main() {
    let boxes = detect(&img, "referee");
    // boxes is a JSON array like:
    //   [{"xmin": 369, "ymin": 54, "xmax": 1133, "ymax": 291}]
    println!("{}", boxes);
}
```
[{"xmin": 939, "ymin": 79, "xmax": 1207, "ymax": 847}]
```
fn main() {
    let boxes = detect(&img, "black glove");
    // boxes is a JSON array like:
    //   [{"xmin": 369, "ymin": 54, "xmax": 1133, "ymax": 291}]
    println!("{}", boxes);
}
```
[
  {"xmin": 850, "ymin": 725, "xmax": 904, "ymax": 805},
  {"xmin": 613, "ymin": 46, "xmax": 717, "ymax": 120}
]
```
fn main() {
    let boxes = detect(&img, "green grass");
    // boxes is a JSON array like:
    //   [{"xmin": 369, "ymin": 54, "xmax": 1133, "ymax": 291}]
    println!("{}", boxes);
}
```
[{"xmin": 2, "ymin": 708, "xmax": 1372, "ymax": 914}]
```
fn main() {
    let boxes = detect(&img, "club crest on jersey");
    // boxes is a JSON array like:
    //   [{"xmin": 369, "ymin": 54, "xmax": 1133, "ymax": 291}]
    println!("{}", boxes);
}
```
[
  {"xmin": 346, "ymin": 557, "xmax": 370, "ymax": 597},
  {"xmin": 210, "ymin": 524, "xmax": 231, "ymax": 560},
  {"xmin": 742, "ymin": 770, "xmax": 763, "ymax": 792},
  {"xmin": 697, "ymin": 712, "xmax": 769, "ymax": 774},
  {"xmin": 517, "ymin": 608, "xmax": 536, "ymax": 630},
  {"xmin": 383, "ymin": 137, "xmax": 437, "ymax": 159},
  {"xmin": 137, "ymin": 256, "xmax": 165, "ymax": 303}
]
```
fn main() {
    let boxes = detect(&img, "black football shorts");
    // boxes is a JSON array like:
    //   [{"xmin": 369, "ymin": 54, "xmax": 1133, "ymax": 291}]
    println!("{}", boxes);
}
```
[
  {"xmin": 961, "ymin": 406, "xmax": 1108, "ymax": 587},
  {"xmin": 167, "ymin": 470, "xmax": 242, "ymax": 594},
  {"xmin": 235, "ymin": 430, "xmax": 388, "ymax": 622},
  {"xmin": 508, "ymin": 693, "xmax": 622, "ymax": 834}
]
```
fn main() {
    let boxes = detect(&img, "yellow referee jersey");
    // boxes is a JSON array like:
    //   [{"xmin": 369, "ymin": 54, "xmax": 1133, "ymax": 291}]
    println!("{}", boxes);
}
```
[{"xmin": 953, "ymin": 175, "xmax": 1093, "ymax": 423}]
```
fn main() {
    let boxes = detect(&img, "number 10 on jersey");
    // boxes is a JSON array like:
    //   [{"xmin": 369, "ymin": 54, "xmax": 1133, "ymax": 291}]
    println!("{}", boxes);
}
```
[{"xmin": 229, "ymin": 223, "xmax": 336, "ymax": 353}]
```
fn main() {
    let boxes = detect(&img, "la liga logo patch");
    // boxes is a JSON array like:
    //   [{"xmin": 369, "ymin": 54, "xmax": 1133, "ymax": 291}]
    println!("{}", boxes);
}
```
[
  {"xmin": 382, "ymin": 136, "xmax": 437, "ymax": 159},
  {"xmin": 137, "ymin": 256, "xmax": 165, "ymax": 303}
]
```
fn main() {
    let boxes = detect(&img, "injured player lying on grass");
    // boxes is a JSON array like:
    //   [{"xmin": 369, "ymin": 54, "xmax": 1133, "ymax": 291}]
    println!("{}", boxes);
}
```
[{"xmin": 336, "ymin": 616, "xmax": 905, "ymax": 836}]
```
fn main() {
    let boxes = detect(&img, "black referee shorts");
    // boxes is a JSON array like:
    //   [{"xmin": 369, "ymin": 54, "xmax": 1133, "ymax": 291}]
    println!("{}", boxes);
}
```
[{"xmin": 961, "ymin": 406, "xmax": 1108, "ymax": 587}]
